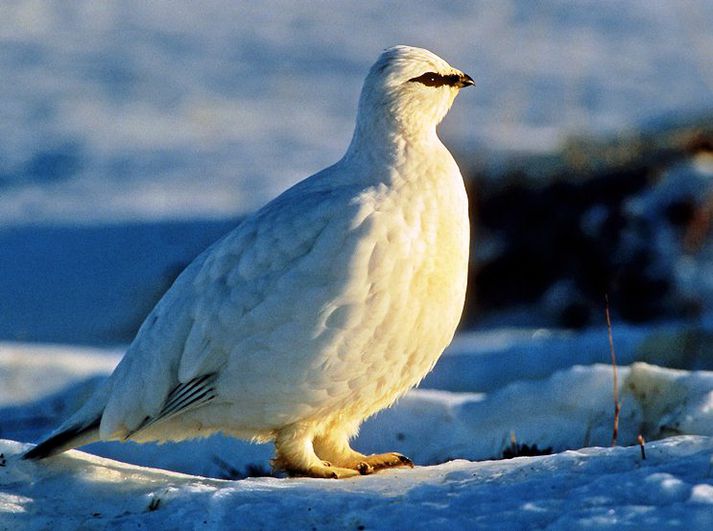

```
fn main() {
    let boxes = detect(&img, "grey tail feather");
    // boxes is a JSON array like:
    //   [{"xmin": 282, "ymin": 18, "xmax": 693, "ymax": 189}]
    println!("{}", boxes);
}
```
[{"xmin": 22, "ymin": 417, "xmax": 101, "ymax": 460}]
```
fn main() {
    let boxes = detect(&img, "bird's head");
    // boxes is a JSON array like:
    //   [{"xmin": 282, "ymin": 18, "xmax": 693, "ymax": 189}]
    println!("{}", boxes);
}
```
[{"xmin": 355, "ymin": 45, "xmax": 474, "ymax": 141}]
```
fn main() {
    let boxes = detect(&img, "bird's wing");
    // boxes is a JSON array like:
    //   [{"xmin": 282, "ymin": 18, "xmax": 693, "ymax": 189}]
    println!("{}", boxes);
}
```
[
  {"xmin": 124, "ymin": 373, "xmax": 218, "ymax": 437},
  {"xmin": 97, "ymin": 174, "xmax": 373, "ymax": 438}
]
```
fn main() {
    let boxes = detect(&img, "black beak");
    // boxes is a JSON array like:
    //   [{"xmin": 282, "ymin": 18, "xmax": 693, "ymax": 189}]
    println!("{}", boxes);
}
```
[{"xmin": 457, "ymin": 73, "xmax": 475, "ymax": 88}]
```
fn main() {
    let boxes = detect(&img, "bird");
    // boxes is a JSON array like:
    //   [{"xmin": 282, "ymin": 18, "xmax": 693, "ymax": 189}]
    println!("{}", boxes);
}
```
[{"xmin": 23, "ymin": 45, "xmax": 474, "ymax": 479}]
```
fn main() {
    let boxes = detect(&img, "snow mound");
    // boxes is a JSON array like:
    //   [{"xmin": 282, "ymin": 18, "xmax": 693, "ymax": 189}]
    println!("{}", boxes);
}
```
[
  {"xmin": 2, "ymin": 437, "xmax": 713, "ymax": 529},
  {"xmin": 363, "ymin": 362, "xmax": 713, "ymax": 465}
]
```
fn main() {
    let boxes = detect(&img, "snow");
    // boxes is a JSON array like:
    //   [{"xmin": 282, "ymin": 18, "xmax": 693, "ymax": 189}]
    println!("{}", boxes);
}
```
[
  {"xmin": 3, "ymin": 328, "xmax": 713, "ymax": 528},
  {"xmin": 3, "ymin": 437, "xmax": 713, "ymax": 529},
  {"xmin": 1, "ymin": 0, "xmax": 711, "ymax": 223},
  {"xmin": 0, "ymin": 343, "xmax": 121, "ymax": 407}
]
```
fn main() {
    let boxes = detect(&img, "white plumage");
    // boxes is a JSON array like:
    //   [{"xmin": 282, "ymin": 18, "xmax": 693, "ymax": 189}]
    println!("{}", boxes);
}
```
[{"xmin": 25, "ymin": 45, "xmax": 474, "ymax": 478}]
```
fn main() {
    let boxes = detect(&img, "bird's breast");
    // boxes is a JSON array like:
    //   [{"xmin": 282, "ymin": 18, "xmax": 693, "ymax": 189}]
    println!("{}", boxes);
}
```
[
  {"xmin": 305, "ymin": 165, "xmax": 470, "ymax": 417},
  {"xmin": 212, "ymin": 162, "xmax": 470, "ymax": 429}
]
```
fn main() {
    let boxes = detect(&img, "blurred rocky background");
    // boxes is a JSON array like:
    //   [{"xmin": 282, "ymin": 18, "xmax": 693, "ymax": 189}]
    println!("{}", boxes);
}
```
[{"xmin": 464, "ymin": 118, "xmax": 713, "ymax": 329}]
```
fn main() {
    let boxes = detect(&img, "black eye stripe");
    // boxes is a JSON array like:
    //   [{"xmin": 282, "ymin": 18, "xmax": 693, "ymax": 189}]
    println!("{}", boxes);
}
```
[{"xmin": 408, "ymin": 72, "xmax": 461, "ymax": 87}]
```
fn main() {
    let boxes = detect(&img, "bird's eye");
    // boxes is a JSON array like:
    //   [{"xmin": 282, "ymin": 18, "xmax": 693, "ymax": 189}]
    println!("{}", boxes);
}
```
[
  {"xmin": 408, "ymin": 72, "xmax": 465, "ymax": 88},
  {"xmin": 409, "ymin": 72, "xmax": 445, "ymax": 87}
]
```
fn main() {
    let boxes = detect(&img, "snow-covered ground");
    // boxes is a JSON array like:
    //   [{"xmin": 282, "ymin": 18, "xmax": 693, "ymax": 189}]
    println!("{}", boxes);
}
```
[
  {"xmin": 3, "ymin": 436, "xmax": 713, "ymax": 530},
  {"xmin": 1, "ymin": 0, "xmax": 712, "ymax": 223},
  {"xmin": 3, "ymin": 324, "xmax": 713, "ymax": 528}
]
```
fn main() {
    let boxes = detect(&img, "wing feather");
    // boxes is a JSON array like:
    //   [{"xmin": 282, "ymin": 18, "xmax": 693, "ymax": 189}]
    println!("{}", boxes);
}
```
[{"xmin": 125, "ymin": 373, "xmax": 218, "ymax": 438}]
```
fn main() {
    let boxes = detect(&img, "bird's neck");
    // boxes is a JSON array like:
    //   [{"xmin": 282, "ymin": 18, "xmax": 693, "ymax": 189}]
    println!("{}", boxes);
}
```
[{"xmin": 344, "ymin": 116, "xmax": 443, "ymax": 171}]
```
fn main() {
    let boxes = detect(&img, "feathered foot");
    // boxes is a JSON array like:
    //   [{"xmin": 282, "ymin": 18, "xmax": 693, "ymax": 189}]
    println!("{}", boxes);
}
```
[
  {"xmin": 273, "ymin": 426, "xmax": 362, "ymax": 479},
  {"xmin": 313, "ymin": 432, "xmax": 414, "ymax": 475}
]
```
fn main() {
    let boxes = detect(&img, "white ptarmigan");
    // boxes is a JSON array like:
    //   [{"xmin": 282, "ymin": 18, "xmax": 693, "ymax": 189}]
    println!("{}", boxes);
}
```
[{"xmin": 24, "ymin": 45, "xmax": 474, "ymax": 478}]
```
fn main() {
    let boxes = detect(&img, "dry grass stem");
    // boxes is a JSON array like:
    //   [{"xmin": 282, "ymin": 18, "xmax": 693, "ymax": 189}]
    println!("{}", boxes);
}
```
[{"xmin": 605, "ymin": 294, "xmax": 621, "ymax": 447}]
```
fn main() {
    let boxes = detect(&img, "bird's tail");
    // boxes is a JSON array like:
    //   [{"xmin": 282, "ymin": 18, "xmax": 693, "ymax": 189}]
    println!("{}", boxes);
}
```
[{"xmin": 22, "ymin": 417, "xmax": 101, "ymax": 460}]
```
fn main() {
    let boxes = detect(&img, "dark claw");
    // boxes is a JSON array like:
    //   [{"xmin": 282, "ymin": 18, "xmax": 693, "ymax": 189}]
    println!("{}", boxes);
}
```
[
  {"xmin": 356, "ymin": 462, "xmax": 373, "ymax": 475},
  {"xmin": 397, "ymin": 454, "xmax": 415, "ymax": 468}
]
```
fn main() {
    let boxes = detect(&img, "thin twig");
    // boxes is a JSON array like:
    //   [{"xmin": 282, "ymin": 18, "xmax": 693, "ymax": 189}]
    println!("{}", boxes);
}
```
[
  {"xmin": 637, "ymin": 434, "xmax": 646, "ymax": 460},
  {"xmin": 605, "ymin": 294, "xmax": 621, "ymax": 447}
]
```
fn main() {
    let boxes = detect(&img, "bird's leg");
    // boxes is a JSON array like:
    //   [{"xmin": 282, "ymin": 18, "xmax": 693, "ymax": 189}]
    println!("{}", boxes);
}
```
[
  {"xmin": 272, "ymin": 425, "xmax": 360, "ymax": 479},
  {"xmin": 313, "ymin": 432, "xmax": 414, "ymax": 475}
]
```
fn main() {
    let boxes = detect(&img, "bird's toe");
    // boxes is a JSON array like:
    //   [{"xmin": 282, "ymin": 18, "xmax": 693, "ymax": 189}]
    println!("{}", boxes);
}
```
[{"xmin": 359, "ymin": 452, "xmax": 414, "ymax": 471}]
